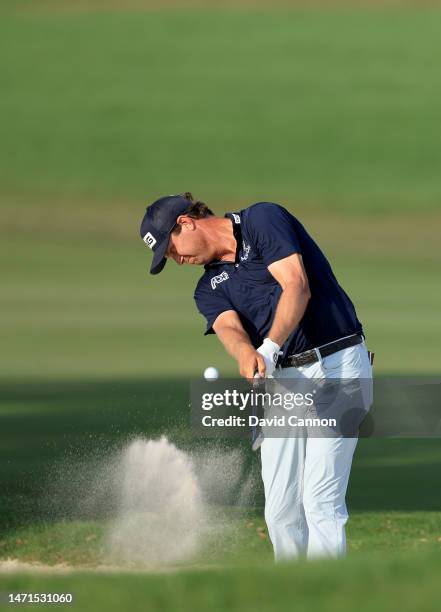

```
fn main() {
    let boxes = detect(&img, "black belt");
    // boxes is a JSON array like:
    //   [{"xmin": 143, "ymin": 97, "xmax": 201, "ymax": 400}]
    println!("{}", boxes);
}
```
[{"xmin": 281, "ymin": 334, "xmax": 363, "ymax": 369}]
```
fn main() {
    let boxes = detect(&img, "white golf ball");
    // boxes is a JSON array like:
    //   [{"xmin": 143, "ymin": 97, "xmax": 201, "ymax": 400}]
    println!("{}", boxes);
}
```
[{"xmin": 204, "ymin": 366, "xmax": 219, "ymax": 381}]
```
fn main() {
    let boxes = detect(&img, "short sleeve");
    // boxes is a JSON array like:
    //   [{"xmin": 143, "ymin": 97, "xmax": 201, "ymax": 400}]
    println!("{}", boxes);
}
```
[
  {"xmin": 247, "ymin": 203, "xmax": 301, "ymax": 267},
  {"xmin": 194, "ymin": 277, "xmax": 234, "ymax": 335}
]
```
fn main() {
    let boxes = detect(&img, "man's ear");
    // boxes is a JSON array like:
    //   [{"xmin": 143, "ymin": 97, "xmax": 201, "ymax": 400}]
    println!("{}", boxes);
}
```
[{"xmin": 176, "ymin": 215, "xmax": 196, "ymax": 231}]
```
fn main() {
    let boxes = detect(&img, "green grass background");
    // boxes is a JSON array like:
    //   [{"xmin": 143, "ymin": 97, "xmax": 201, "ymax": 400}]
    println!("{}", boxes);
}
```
[
  {"xmin": 1, "ymin": 9, "xmax": 441, "ymax": 206},
  {"xmin": 1, "ymin": 3, "xmax": 441, "ymax": 611},
  {"xmin": 1, "ymin": 7, "xmax": 441, "ymax": 380}
]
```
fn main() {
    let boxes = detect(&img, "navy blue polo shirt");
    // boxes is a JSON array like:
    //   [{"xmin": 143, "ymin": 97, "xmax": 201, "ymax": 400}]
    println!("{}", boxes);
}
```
[{"xmin": 194, "ymin": 202, "xmax": 363, "ymax": 358}]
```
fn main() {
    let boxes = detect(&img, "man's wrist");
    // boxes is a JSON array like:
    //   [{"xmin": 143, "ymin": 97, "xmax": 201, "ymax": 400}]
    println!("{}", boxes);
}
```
[{"xmin": 236, "ymin": 341, "xmax": 256, "ymax": 360}]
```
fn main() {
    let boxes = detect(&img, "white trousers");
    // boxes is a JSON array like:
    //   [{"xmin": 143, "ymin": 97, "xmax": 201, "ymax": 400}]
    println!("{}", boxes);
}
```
[{"xmin": 261, "ymin": 341, "xmax": 373, "ymax": 560}]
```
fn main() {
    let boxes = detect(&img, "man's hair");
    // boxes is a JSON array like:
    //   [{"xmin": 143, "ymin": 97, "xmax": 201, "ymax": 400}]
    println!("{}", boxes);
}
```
[{"xmin": 172, "ymin": 192, "xmax": 214, "ymax": 234}]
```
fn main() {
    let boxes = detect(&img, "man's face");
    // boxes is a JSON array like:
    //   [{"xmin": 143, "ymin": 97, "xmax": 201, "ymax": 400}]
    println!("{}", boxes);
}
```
[{"xmin": 165, "ymin": 217, "xmax": 215, "ymax": 266}]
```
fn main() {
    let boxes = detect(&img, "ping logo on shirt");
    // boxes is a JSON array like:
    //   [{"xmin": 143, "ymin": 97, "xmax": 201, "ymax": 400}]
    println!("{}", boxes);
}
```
[
  {"xmin": 211, "ymin": 271, "xmax": 229, "ymax": 290},
  {"xmin": 143, "ymin": 232, "xmax": 157, "ymax": 249},
  {"xmin": 232, "ymin": 214, "xmax": 241, "ymax": 224},
  {"xmin": 240, "ymin": 242, "xmax": 251, "ymax": 261}
]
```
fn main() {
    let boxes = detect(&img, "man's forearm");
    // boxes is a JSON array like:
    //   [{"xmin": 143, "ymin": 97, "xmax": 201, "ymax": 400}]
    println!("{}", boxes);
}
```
[
  {"xmin": 267, "ymin": 283, "xmax": 310, "ymax": 347},
  {"xmin": 215, "ymin": 325, "xmax": 255, "ymax": 363},
  {"xmin": 212, "ymin": 311, "xmax": 268, "ymax": 378}
]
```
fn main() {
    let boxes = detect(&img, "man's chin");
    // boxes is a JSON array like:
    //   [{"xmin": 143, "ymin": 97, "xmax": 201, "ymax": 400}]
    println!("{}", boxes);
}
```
[
  {"xmin": 189, "ymin": 257, "xmax": 208, "ymax": 265},
  {"xmin": 182, "ymin": 255, "xmax": 210, "ymax": 265}
]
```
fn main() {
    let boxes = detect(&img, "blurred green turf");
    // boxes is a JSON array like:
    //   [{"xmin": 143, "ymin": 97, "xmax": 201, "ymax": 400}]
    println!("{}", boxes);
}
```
[
  {"xmin": 1, "ymin": 549, "xmax": 441, "ymax": 612},
  {"xmin": 0, "ymin": 0, "xmax": 439, "ymax": 528},
  {"xmin": 1, "ymin": 207, "xmax": 439, "ymax": 379},
  {"xmin": 1, "ymin": 8, "xmax": 440, "ymax": 379},
  {"xmin": 1, "ymin": 10, "xmax": 441, "ymax": 207},
  {"xmin": 1, "ymin": 510, "xmax": 441, "ymax": 569},
  {"xmin": 1, "ymin": 379, "xmax": 440, "ymax": 534}
]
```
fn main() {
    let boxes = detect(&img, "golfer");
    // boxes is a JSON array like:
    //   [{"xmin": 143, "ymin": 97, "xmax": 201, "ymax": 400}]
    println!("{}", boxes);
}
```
[{"xmin": 139, "ymin": 192, "xmax": 373, "ymax": 560}]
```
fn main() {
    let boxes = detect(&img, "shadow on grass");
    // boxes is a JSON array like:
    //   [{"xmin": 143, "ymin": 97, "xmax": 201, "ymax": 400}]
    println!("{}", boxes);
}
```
[{"xmin": 1, "ymin": 378, "xmax": 441, "ymax": 533}]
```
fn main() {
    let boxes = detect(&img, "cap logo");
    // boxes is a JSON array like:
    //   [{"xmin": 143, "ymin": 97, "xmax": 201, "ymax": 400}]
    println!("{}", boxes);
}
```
[{"xmin": 143, "ymin": 232, "xmax": 157, "ymax": 249}]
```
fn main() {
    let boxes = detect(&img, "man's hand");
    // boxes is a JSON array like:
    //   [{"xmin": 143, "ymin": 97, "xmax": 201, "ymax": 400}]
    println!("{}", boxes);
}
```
[
  {"xmin": 213, "ymin": 311, "xmax": 269, "ymax": 379},
  {"xmin": 212, "ymin": 312, "xmax": 281, "ymax": 380},
  {"xmin": 237, "ymin": 343, "xmax": 267, "ymax": 379},
  {"xmin": 256, "ymin": 338, "xmax": 281, "ymax": 378}
]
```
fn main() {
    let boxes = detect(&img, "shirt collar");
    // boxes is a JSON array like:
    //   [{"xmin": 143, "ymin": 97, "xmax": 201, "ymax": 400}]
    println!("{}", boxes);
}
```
[
  {"xmin": 204, "ymin": 211, "xmax": 242, "ymax": 270},
  {"xmin": 225, "ymin": 212, "xmax": 242, "ymax": 262}
]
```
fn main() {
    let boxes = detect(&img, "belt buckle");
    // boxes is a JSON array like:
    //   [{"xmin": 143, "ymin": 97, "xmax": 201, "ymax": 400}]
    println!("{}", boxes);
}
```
[
  {"xmin": 285, "ymin": 347, "xmax": 320, "ymax": 369},
  {"xmin": 296, "ymin": 349, "xmax": 316, "ymax": 367}
]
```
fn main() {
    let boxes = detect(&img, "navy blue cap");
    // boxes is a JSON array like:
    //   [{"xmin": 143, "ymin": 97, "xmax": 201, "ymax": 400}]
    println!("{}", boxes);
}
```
[{"xmin": 140, "ymin": 195, "xmax": 191, "ymax": 274}]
